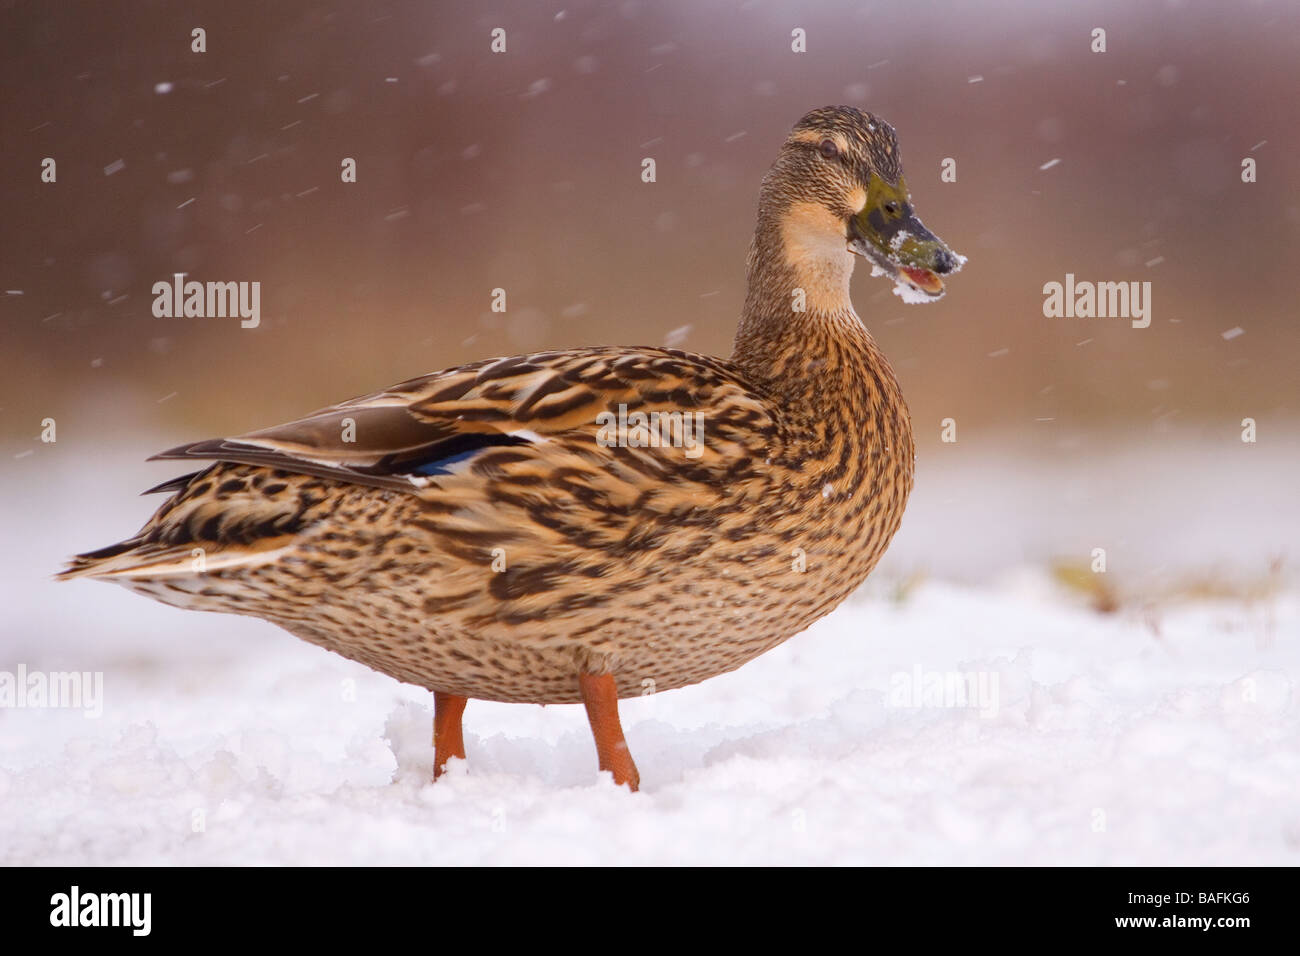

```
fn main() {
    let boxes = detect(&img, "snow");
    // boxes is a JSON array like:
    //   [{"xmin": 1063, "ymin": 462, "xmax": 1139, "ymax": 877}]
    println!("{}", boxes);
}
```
[
  {"xmin": 887, "ymin": 245, "xmax": 965, "ymax": 304},
  {"xmin": 1, "ymin": 441, "xmax": 1296, "ymax": 864},
  {"xmin": 1, "ymin": 576, "xmax": 1295, "ymax": 865},
  {"xmin": 892, "ymin": 278, "xmax": 941, "ymax": 304},
  {"xmin": 662, "ymin": 323, "xmax": 692, "ymax": 347}
]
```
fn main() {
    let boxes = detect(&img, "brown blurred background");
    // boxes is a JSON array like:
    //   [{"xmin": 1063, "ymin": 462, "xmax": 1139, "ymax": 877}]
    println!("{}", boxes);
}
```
[{"xmin": 2, "ymin": 0, "xmax": 1297, "ymax": 581}]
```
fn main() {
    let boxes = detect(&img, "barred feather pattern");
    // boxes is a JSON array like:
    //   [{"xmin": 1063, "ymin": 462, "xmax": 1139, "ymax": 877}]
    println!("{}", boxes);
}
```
[
  {"xmin": 64, "ymin": 329, "xmax": 912, "ymax": 702},
  {"xmin": 62, "ymin": 107, "xmax": 918, "ymax": 704}
]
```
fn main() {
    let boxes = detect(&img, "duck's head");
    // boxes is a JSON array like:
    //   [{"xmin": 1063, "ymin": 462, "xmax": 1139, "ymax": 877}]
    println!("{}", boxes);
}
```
[{"xmin": 765, "ymin": 105, "xmax": 963, "ymax": 302}]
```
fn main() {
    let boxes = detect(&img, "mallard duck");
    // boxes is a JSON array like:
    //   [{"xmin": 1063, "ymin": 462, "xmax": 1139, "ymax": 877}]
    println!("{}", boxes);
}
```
[{"xmin": 61, "ymin": 106, "xmax": 961, "ymax": 791}]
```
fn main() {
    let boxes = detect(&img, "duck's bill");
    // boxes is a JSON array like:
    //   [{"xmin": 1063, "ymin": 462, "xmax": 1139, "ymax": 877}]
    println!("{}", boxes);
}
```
[
  {"xmin": 847, "ymin": 176, "xmax": 964, "ymax": 302},
  {"xmin": 849, "ymin": 232, "xmax": 951, "ymax": 300}
]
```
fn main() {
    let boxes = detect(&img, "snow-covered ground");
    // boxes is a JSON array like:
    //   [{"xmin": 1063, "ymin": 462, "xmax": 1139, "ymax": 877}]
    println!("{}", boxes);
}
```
[{"xmin": 1, "ymin": 441, "xmax": 1296, "ymax": 865}]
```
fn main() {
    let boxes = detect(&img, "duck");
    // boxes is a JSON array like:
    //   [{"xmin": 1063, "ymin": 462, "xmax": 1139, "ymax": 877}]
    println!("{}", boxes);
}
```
[{"xmin": 60, "ymin": 106, "xmax": 962, "ymax": 791}]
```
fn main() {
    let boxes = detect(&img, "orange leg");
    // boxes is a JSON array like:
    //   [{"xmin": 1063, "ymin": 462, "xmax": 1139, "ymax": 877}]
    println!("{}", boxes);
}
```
[
  {"xmin": 579, "ymin": 672, "xmax": 640, "ymax": 791},
  {"xmin": 433, "ymin": 691, "xmax": 468, "ymax": 779}
]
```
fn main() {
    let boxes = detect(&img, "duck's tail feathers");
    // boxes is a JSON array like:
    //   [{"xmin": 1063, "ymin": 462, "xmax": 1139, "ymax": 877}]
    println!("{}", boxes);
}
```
[{"xmin": 57, "ymin": 537, "xmax": 296, "ymax": 582}]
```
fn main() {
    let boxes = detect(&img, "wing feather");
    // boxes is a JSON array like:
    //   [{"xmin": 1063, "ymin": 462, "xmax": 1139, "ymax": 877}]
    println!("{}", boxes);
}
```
[{"xmin": 148, "ymin": 347, "xmax": 776, "ymax": 494}]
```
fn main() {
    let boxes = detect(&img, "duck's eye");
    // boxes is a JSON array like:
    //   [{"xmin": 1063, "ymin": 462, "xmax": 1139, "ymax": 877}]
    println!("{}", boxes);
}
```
[
  {"xmin": 883, "ymin": 200, "xmax": 901, "ymax": 216},
  {"xmin": 818, "ymin": 139, "xmax": 840, "ymax": 159}
]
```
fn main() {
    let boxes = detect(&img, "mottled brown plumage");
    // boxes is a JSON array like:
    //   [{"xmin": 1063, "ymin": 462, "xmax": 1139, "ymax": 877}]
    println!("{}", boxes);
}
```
[{"xmin": 61, "ymin": 106, "xmax": 962, "ymax": 788}]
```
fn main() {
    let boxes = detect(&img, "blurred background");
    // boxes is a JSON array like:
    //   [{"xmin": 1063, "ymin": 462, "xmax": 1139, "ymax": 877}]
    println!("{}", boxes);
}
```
[{"xmin": 2, "ymin": 0, "xmax": 1298, "ymax": 591}]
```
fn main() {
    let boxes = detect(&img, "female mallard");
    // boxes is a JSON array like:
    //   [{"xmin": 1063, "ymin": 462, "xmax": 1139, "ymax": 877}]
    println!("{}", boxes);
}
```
[{"xmin": 62, "ymin": 106, "xmax": 961, "ymax": 791}]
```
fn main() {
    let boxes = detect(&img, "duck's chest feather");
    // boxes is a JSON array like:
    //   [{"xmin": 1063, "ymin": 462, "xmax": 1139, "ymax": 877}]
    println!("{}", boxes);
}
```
[{"xmin": 748, "ymin": 319, "xmax": 916, "ymax": 606}]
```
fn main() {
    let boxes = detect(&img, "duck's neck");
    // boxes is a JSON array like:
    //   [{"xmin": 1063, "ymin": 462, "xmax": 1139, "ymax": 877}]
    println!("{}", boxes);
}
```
[{"xmin": 731, "ymin": 202, "xmax": 882, "ymax": 411}]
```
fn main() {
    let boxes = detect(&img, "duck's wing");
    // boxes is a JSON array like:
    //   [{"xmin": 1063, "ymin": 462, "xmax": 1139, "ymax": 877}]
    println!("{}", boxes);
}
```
[
  {"xmin": 148, "ymin": 346, "xmax": 778, "ymax": 495},
  {"xmin": 61, "ymin": 346, "xmax": 779, "ymax": 585}
]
